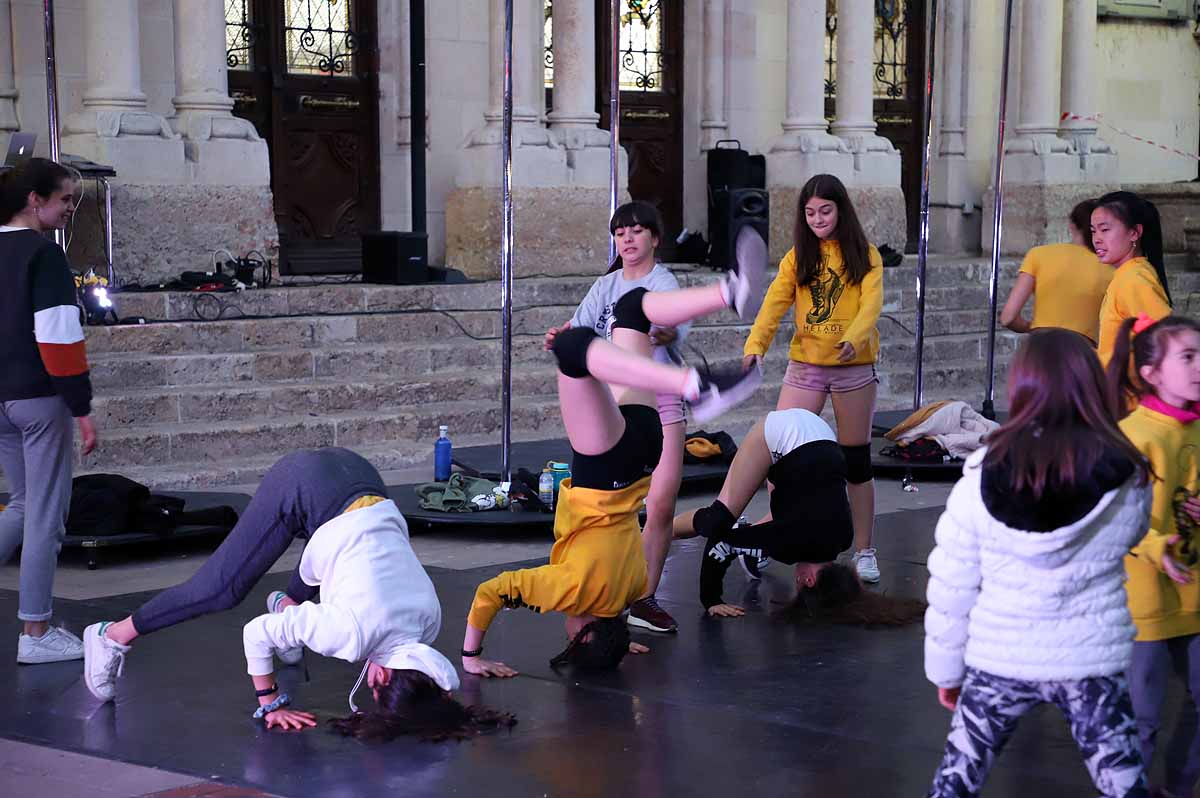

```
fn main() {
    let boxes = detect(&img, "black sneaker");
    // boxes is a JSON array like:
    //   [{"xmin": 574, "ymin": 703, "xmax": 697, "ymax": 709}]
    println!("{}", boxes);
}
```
[
  {"xmin": 690, "ymin": 365, "xmax": 762, "ymax": 423},
  {"xmin": 627, "ymin": 596, "xmax": 678, "ymax": 633},
  {"xmin": 723, "ymin": 226, "xmax": 768, "ymax": 320},
  {"xmin": 739, "ymin": 553, "xmax": 771, "ymax": 580}
]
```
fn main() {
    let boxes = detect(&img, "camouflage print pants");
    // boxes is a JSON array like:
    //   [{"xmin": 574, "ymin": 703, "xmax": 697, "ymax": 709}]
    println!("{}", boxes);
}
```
[{"xmin": 927, "ymin": 668, "xmax": 1149, "ymax": 798}]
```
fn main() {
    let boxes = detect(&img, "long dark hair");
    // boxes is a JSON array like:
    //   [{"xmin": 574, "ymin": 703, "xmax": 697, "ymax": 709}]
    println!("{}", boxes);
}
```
[
  {"xmin": 776, "ymin": 563, "xmax": 925, "ymax": 626},
  {"xmin": 1094, "ymin": 191, "xmax": 1171, "ymax": 305},
  {"xmin": 985, "ymin": 329, "xmax": 1148, "ymax": 498},
  {"xmin": 1069, "ymin": 199, "xmax": 1097, "ymax": 252},
  {"xmin": 0, "ymin": 157, "xmax": 74, "ymax": 225},
  {"xmin": 328, "ymin": 669, "xmax": 516, "ymax": 743},
  {"xmin": 606, "ymin": 200, "xmax": 664, "ymax": 274},
  {"xmin": 550, "ymin": 616, "xmax": 630, "ymax": 669},
  {"xmin": 1107, "ymin": 315, "xmax": 1200, "ymax": 413},
  {"xmin": 793, "ymin": 174, "xmax": 872, "ymax": 286}
]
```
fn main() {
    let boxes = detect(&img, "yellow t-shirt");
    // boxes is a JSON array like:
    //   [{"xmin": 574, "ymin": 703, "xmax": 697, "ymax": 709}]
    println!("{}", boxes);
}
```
[
  {"xmin": 1119, "ymin": 405, "xmax": 1200, "ymax": 642},
  {"xmin": 1018, "ymin": 243, "xmax": 1113, "ymax": 343},
  {"xmin": 743, "ymin": 240, "xmax": 883, "ymax": 367},
  {"xmin": 467, "ymin": 476, "xmax": 650, "ymax": 630},
  {"xmin": 1098, "ymin": 257, "xmax": 1171, "ymax": 369}
]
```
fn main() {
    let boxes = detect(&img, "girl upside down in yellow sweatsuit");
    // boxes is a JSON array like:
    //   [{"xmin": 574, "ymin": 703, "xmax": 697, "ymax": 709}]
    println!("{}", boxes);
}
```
[{"xmin": 461, "ymin": 229, "xmax": 767, "ymax": 677}]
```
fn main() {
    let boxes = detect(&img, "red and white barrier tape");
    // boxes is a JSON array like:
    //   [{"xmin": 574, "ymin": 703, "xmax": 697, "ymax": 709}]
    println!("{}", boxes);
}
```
[{"xmin": 1060, "ymin": 112, "xmax": 1200, "ymax": 162}]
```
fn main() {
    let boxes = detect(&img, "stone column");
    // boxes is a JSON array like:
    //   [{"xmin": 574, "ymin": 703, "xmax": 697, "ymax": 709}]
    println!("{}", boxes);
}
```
[
  {"xmin": 170, "ymin": 0, "xmax": 269, "ymax": 184},
  {"xmin": 61, "ymin": 0, "xmax": 185, "ymax": 181},
  {"xmin": 1059, "ymin": 0, "xmax": 1115, "ymax": 178},
  {"xmin": 547, "ymin": 0, "xmax": 607, "ymax": 156},
  {"xmin": 929, "ymin": 0, "xmax": 976, "ymax": 252},
  {"xmin": 829, "ymin": 0, "xmax": 898, "ymax": 184},
  {"xmin": 448, "ymin": 0, "xmax": 624, "ymax": 279},
  {"xmin": 0, "ymin": 0, "xmax": 19, "ymax": 133},
  {"xmin": 1003, "ymin": 0, "xmax": 1075, "ymax": 182},
  {"xmin": 699, "ymin": 0, "xmax": 728, "ymax": 150}
]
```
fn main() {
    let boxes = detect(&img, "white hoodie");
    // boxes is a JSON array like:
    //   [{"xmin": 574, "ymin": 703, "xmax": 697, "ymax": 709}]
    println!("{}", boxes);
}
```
[
  {"xmin": 242, "ymin": 500, "xmax": 458, "ymax": 691},
  {"xmin": 925, "ymin": 448, "xmax": 1152, "ymax": 688}
]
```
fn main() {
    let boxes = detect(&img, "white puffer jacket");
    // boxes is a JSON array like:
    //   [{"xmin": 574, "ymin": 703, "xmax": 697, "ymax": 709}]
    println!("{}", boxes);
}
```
[{"xmin": 924, "ymin": 448, "xmax": 1152, "ymax": 687}]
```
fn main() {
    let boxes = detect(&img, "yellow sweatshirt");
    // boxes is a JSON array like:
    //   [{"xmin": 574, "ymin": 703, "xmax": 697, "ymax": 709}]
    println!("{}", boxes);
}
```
[
  {"xmin": 1119, "ymin": 405, "xmax": 1200, "ymax": 642},
  {"xmin": 1098, "ymin": 257, "xmax": 1171, "ymax": 369},
  {"xmin": 467, "ymin": 476, "xmax": 650, "ymax": 630},
  {"xmin": 743, "ymin": 240, "xmax": 883, "ymax": 366}
]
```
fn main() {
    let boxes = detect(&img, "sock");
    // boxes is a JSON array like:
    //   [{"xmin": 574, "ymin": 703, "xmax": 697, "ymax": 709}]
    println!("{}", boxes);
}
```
[
  {"xmin": 718, "ymin": 273, "xmax": 734, "ymax": 308},
  {"xmin": 681, "ymin": 368, "xmax": 702, "ymax": 401}
]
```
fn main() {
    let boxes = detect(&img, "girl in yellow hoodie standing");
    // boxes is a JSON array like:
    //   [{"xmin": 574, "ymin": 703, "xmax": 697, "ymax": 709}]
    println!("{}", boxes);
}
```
[
  {"xmin": 1108, "ymin": 314, "xmax": 1200, "ymax": 798},
  {"xmin": 742, "ymin": 174, "xmax": 884, "ymax": 583}
]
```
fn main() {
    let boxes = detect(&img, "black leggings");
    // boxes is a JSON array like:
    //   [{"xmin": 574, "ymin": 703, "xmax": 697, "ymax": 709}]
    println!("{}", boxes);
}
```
[{"xmin": 131, "ymin": 447, "xmax": 385, "ymax": 635}]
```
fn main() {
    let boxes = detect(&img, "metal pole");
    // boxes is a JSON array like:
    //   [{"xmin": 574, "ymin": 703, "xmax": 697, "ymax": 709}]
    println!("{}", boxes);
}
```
[
  {"xmin": 608, "ymin": 0, "xmax": 620, "ymax": 263},
  {"xmin": 499, "ymin": 0, "xmax": 514, "ymax": 482},
  {"xmin": 982, "ymin": 0, "xmax": 1015, "ymax": 421},
  {"xmin": 102, "ymin": 178, "xmax": 114, "ymax": 284},
  {"xmin": 912, "ymin": 0, "xmax": 938, "ymax": 411},
  {"xmin": 42, "ymin": 0, "xmax": 63, "ymax": 248},
  {"xmin": 409, "ymin": 0, "xmax": 427, "ymax": 235}
]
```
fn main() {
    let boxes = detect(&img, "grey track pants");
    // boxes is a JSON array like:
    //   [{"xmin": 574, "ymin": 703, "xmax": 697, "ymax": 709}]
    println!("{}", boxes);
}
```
[{"xmin": 0, "ymin": 397, "xmax": 74, "ymax": 622}]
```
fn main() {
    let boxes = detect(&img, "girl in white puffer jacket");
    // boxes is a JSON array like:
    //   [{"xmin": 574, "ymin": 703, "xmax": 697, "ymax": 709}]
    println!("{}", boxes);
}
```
[{"xmin": 924, "ymin": 329, "xmax": 1153, "ymax": 798}]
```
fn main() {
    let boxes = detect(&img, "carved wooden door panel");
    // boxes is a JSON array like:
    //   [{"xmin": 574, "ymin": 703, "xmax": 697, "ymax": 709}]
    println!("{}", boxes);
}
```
[
  {"xmin": 226, "ymin": 0, "xmax": 380, "ymax": 274},
  {"xmin": 596, "ymin": 1, "xmax": 685, "ymax": 260}
]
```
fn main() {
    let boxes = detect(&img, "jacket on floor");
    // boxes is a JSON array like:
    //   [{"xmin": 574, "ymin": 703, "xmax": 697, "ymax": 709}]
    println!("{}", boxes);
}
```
[
  {"xmin": 242, "ymin": 499, "xmax": 458, "ymax": 689},
  {"xmin": 924, "ymin": 446, "xmax": 1151, "ymax": 688}
]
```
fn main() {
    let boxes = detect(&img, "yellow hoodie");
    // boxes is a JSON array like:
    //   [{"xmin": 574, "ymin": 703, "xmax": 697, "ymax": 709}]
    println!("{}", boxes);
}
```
[
  {"xmin": 743, "ymin": 239, "xmax": 883, "ymax": 366},
  {"xmin": 1118, "ymin": 404, "xmax": 1200, "ymax": 642},
  {"xmin": 468, "ymin": 476, "xmax": 650, "ymax": 630},
  {"xmin": 1097, "ymin": 257, "xmax": 1171, "ymax": 369}
]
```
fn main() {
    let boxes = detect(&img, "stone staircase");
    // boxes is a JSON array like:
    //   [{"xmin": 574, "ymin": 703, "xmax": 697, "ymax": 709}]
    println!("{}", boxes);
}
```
[{"xmin": 70, "ymin": 257, "xmax": 1200, "ymax": 490}]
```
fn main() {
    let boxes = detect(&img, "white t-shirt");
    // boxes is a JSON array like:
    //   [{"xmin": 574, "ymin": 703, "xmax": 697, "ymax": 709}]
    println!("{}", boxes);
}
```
[{"xmin": 763, "ymin": 408, "xmax": 836, "ymax": 464}]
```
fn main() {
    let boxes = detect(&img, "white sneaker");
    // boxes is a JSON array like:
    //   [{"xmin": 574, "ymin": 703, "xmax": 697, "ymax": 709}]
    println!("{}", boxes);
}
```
[
  {"xmin": 17, "ymin": 625, "xmax": 84, "ymax": 664},
  {"xmin": 83, "ymin": 622, "xmax": 129, "ymax": 701},
  {"xmin": 723, "ymin": 226, "xmax": 768, "ymax": 320},
  {"xmin": 854, "ymin": 548, "xmax": 881, "ymax": 583},
  {"xmin": 267, "ymin": 591, "xmax": 303, "ymax": 666}
]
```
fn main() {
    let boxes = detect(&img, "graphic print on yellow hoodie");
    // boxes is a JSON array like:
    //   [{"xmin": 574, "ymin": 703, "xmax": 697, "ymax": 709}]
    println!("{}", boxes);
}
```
[
  {"xmin": 1119, "ymin": 404, "xmax": 1200, "ymax": 642},
  {"xmin": 743, "ymin": 239, "xmax": 884, "ymax": 367}
]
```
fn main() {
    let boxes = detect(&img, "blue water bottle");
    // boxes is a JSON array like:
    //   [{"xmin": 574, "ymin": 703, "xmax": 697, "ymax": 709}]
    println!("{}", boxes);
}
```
[{"xmin": 434, "ymin": 425, "xmax": 452, "ymax": 481}]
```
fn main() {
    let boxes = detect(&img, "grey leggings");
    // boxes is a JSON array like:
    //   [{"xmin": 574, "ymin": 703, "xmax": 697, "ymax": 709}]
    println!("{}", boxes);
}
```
[
  {"xmin": 0, "ymin": 397, "xmax": 74, "ymax": 622},
  {"xmin": 131, "ymin": 447, "xmax": 385, "ymax": 635}
]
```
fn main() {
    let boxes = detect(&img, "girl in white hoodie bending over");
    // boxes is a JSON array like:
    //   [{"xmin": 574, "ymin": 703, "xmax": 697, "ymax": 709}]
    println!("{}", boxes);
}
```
[
  {"xmin": 81, "ymin": 448, "xmax": 513, "ymax": 739},
  {"xmin": 925, "ymin": 329, "xmax": 1153, "ymax": 798}
]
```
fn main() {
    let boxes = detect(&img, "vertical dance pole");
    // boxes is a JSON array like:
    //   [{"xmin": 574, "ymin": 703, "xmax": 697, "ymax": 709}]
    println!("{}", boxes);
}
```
[
  {"xmin": 42, "ymin": 0, "xmax": 63, "ymax": 248},
  {"xmin": 608, "ymin": 0, "xmax": 620, "ymax": 263},
  {"xmin": 982, "ymin": 0, "xmax": 1015, "ymax": 421},
  {"xmin": 912, "ymin": 0, "xmax": 938, "ymax": 411},
  {"xmin": 499, "ymin": 0, "xmax": 515, "ymax": 482}
]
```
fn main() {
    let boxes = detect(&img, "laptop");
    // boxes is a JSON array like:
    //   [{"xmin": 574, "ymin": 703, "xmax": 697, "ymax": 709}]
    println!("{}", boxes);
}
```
[{"xmin": 4, "ymin": 132, "xmax": 36, "ymax": 167}]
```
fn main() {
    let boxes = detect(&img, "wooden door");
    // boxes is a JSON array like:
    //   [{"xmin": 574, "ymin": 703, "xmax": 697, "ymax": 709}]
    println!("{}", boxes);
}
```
[
  {"xmin": 595, "ymin": 1, "xmax": 685, "ymax": 260},
  {"xmin": 226, "ymin": 0, "xmax": 381, "ymax": 274}
]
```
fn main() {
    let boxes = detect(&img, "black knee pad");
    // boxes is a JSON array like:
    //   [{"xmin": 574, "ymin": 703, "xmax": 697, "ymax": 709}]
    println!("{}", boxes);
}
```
[
  {"xmin": 552, "ymin": 327, "xmax": 599, "ymax": 378},
  {"xmin": 693, "ymin": 499, "xmax": 737, "ymax": 539},
  {"xmin": 842, "ymin": 444, "xmax": 873, "ymax": 484},
  {"xmin": 613, "ymin": 287, "xmax": 651, "ymax": 333}
]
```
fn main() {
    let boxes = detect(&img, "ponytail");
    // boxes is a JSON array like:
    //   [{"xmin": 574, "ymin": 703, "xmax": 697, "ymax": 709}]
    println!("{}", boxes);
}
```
[
  {"xmin": 1095, "ymin": 191, "xmax": 1172, "ymax": 306},
  {"xmin": 0, "ymin": 157, "xmax": 74, "ymax": 225},
  {"xmin": 1105, "ymin": 317, "xmax": 1141, "ymax": 415}
]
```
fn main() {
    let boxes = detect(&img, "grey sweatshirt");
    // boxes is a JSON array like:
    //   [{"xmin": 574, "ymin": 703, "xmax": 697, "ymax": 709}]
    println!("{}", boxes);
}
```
[{"xmin": 568, "ymin": 264, "xmax": 690, "ymax": 364}]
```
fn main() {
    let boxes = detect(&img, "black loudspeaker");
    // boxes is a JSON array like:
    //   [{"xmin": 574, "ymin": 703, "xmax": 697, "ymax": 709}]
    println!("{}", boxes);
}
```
[
  {"xmin": 707, "ymin": 140, "xmax": 767, "ymax": 269},
  {"xmin": 362, "ymin": 232, "xmax": 429, "ymax": 284},
  {"xmin": 721, "ymin": 188, "xmax": 769, "ymax": 270}
]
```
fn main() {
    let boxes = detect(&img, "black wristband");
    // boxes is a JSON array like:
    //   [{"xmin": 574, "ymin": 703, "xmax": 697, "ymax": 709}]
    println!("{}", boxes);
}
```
[
  {"xmin": 255, "ymin": 683, "xmax": 279, "ymax": 698},
  {"xmin": 461, "ymin": 647, "xmax": 483, "ymax": 658}
]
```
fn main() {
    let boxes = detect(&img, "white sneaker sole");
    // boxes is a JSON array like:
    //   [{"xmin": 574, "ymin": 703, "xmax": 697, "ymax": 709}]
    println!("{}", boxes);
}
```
[
  {"xmin": 83, "ymin": 624, "xmax": 118, "ymax": 701},
  {"xmin": 856, "ymin": 564, "xmax": 881, "ymax": 583},
  {"xmin": 17, "ymin": 646, "xmax": 84, "ymax": 665},
  {"xmin": 626, "ymin": 613, "xmax": 677, "ymax": 634},
  {"xmin": 691, "ymin": 369, "xmax": 763, "ymax": 424},
  {"xmin": 733, "ymin": 227, "xmax": 768, "ymax": 321}
]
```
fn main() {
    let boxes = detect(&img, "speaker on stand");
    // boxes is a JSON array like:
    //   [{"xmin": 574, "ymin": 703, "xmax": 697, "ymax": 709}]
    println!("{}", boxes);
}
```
[{"xmin": 706, "ymin": 139, "xmax": 768, "ymax": 269}]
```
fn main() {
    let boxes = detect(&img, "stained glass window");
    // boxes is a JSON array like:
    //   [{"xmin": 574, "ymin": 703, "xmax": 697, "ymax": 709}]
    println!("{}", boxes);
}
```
[
  {"xmin": 225, "ymin": 0, "xmax": 254, "ymax": 71},
  {"xmin": 284, "ymin": 0, "xmax": 358, "ymax": 76},
  {"xmin": 542, "ymin": 0, "xmax": 664, "ymax": 93},
  {"xmin": 824, "ymin": 0, "xmax": 911, "ymax": 101},
  {"xmin": 544, "ymin": 0, "xmax": 554, "ymax": 88}
]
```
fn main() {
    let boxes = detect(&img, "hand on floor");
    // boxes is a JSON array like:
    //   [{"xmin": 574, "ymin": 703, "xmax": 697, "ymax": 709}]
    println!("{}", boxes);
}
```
[
  {"xmin": 265, "ymin": 708, "xmax": 317, "ymax": 731},
  {"xmin": 628, "ymin": 642, "xmax": 650, "ymax": 655},
  {"xmin": 937, "ymin": 687, "xmax": 961, "ymax": 712},
  {"xmin": 706, "ymin": 604, "xmax": 745, "ymax": 618},
  {"xmin": 463, "ymin": 656, "xmax": 518, "ymax": 678}
]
